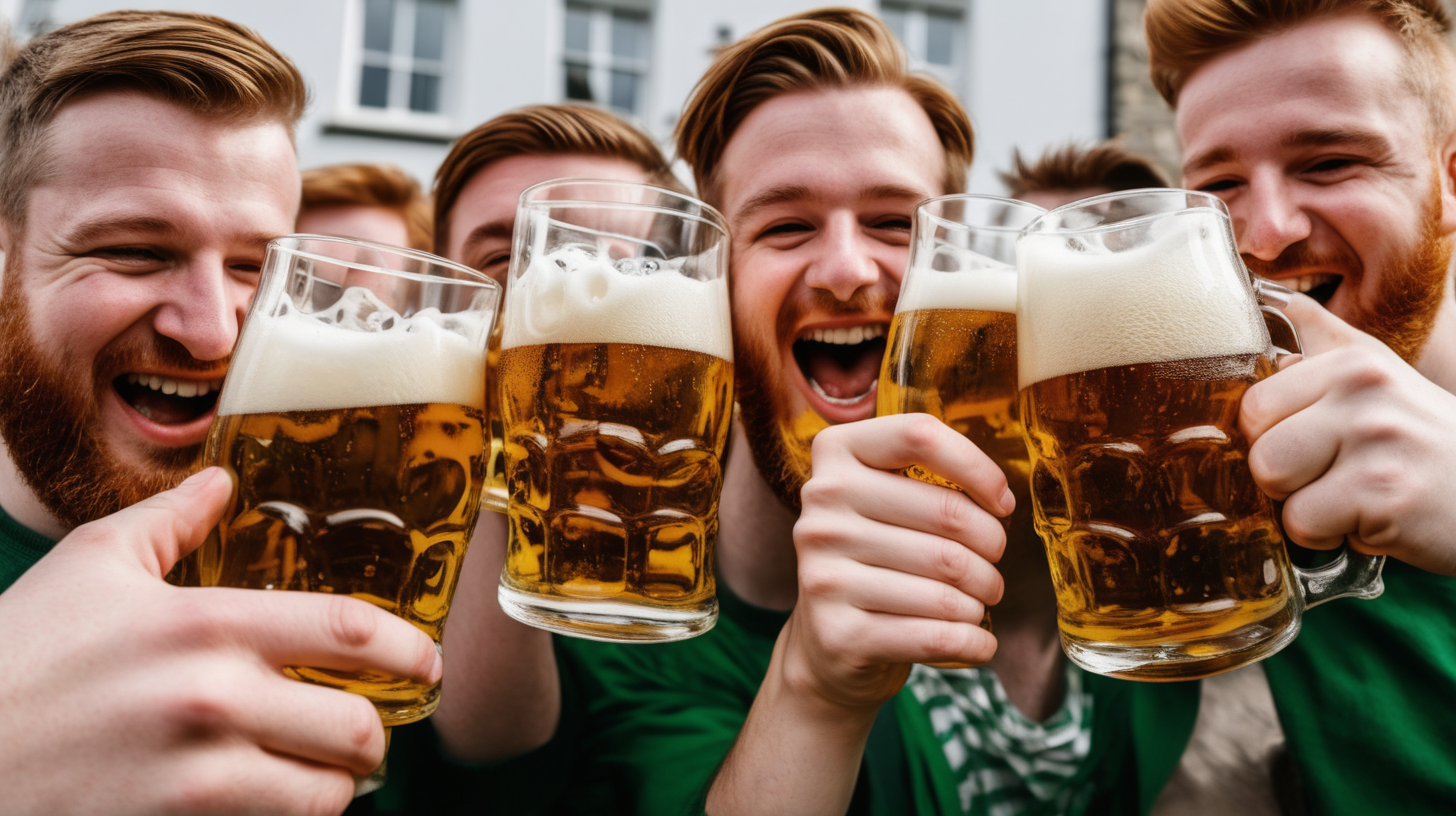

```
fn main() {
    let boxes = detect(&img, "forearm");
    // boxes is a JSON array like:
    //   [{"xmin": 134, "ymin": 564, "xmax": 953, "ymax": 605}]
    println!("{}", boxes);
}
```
[
  {"xmin": 706, "ymin": 651, "xmax": 878, "ymax": 816},
  {"xmin": 434, "ymin": 513, "xmax": 560, "ymax": 761}
]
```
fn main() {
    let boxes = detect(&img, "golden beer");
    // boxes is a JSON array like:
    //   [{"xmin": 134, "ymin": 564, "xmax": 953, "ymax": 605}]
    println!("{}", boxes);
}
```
[
  {"xmin": 498, "ymin": 342, "xmax": 733, "ymax": 615},
  {"xmin": 482, "ymin": 330, "xmax": 509, "ymax": 513},
  {"xmin": 193, "ymin": 402, "xmax": 486, "ymax": 723}
]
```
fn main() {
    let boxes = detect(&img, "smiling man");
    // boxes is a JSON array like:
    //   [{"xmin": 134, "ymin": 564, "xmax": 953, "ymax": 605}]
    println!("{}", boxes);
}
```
[
  {"xmin": 0, "ymin": 12, "xmax": 442, "ymax": 814},
  {"xmin": 1129, "ymin": 2, "xmax": 1456, "ymax": 814}
]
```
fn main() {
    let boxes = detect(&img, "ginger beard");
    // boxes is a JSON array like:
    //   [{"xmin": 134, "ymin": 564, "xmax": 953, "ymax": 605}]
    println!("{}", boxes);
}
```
[
  {"xmin": 0, "ymin": 281, "xmax": 214, "ymax": 528},
  {"xmin": 1244, "ymin": 180, "xmax": 1450, "ymax": 363},
  {"xmin": 735, "ymin": 287, "xmax": 893, "ymax": 509}
]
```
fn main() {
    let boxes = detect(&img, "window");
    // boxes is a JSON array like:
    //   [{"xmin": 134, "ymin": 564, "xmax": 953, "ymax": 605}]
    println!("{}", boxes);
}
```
[
  {"xmin": 562, "ymin": 4, "xmax": 651, "ymax": 118},
  {"xmin": 334, "ymin": 0, "xmax": 457, "ymax": 137},
  {"xmin": 881, "ymin": 2, "xmax": 965, "ymax": 94}
]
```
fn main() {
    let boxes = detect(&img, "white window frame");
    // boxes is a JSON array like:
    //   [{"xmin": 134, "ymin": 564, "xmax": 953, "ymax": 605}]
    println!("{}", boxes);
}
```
[
  {"xmin": 881, "ymin": 0, "xmax": 968, "ymax": 96},
  {"xmin": 331, "ymin": 0, "xmax": 459, "ymax": 140},
  {"xmin": 560, "ymin": 1, "xmax": 653, "ymax": 121}
]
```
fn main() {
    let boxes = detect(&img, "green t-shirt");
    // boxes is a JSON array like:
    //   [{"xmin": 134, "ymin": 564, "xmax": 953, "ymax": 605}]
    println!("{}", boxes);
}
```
[
  {"xmin": 1126, "ymin": 560, "xmax": 1456, "ymax": 815},
  {"xmin": 0, "ymin": 502, "xmax": 55, "ymax": 592}
]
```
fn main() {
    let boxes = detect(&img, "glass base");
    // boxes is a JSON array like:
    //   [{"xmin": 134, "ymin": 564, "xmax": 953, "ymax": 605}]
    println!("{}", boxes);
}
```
[
  {"xmin": 1062, "ymin": 615, "xmax": 1301, "ymax": 682},
  {"xmin": 498, "ymin": 584, "xmax": 717, "ymax": 643}
]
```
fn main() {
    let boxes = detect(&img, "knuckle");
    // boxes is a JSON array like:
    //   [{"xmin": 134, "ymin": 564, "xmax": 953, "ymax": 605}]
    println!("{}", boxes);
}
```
[
  {"xmin": 901, "ymin": 415, "xmax": 944, "ymax": 456},
  {"xmin": 933, "ymin": 537, "xmax": 973, "ymax": 584},
  {"xmin": 798, "ymin": 475, "xmax": 847, "ymax": 510},
  {"xmin": 163, "ymin": 681, "xmax": 239, "ymax": 736},
  {"xmin": 933, "ymin": 583, "xmax": 965, "ymax": 621},
  {"xmin": 798, "ymin": 564, "xmax": 844, "ymax": 600},
  {"xmin": 339, "ymin": 694, "xmax": 385, "ymax": 765},
  {"xmin": 163, "ymin": 594, "xmax": 234, "ymax": 650},
  {"xmin": 300, "ymin": 777, "xmax": 355, "ymax": 816},
  {"xmin": 326, "ymin": 596, "xmax": 381, "ymax": 651},
  {"xmin": 1345, "ymin": 349, "xmax": 1394, "ymax": 390},
  {"xmin": 933, "ymin": 490, "xmax": 977, "ymax": 538}
]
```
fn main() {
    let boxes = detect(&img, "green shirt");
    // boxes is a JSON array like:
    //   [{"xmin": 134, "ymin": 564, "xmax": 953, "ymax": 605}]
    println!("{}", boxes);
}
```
[
  {"xmin": 0, "ymin": 502, "xmax": 55, "ymax": 592},
  {"xmin": 1126, "ymin": 560, "xmax": 1456, "ymax": 815}
]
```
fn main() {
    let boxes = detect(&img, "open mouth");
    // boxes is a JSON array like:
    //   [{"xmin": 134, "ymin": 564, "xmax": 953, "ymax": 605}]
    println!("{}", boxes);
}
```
[
  {"xmin": 1282, "ymin": 273, "xmax": 1341, "ymax": 305},
  {"xmin": 113, "ymin": 373, "xmax": 224, "ymax": 425},
  {"xmin": 791, "ymin": 324, "xmax": 888, "ymax": 407}
]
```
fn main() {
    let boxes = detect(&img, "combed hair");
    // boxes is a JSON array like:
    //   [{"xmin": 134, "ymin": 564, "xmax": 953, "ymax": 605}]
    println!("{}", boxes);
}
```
[
  {"xmin": 1146, "ymin": 0, "xmax": 1456, "ymax": 136},
  {"xmin": 674, "ymin": 7, "xmax": 974, "ymax": 204},
  {"xmin": 1000, "ymin": 141, "xmax": 1170, "ymax": 199},
  {"xmin": 433, "ymin": 104, "xmax": 677, "ymax": 254},
  {"xmin": 0, "ymin": 10, "xmax": 306, "ymax": 231},
  {"xmin": 301, "ymin": 163, "xmax": 431, "ymax": 251}
]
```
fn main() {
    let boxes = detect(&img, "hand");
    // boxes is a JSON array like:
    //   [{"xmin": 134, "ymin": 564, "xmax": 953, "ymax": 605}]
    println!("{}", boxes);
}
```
[
  {"xmin": 1241, "ymin": 294, "xmax": 1456, "ymax": 576},
  {"xmin": 0, "ymin": 468, "xmax": 443, "ymax": 815},
  {"xmin": 783, "ymin": 413, "xmax": 1010, "ymax": 714}
]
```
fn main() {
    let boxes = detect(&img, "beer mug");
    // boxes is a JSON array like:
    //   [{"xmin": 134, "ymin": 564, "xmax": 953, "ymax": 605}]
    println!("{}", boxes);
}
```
[
  {"xmin": 496, "ymin": 179, "xmax": 734, "ymax": 642},
  {"xmin": 171, "ymin": 235, "xmax": 501, "ymax": 723},
  {"xmin": 877, "ymin": 194, "xmax": 1045, "ymax": 665},
  {"xmin": 1016, "ymin": 190, "xmax": 1384, "ymax": 681}
]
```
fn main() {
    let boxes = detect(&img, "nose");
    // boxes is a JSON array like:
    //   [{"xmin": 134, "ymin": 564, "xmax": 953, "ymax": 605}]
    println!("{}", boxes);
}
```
[
  {"xmin": 1233, "ymin": 172, "xmax": 1312, "ymax": 262},
  {"xmin": 151, "ymin": 255, "xmax": 248, "ymax": 362},
  {"xmin": 803, "ymin": 213, "xmax": 881, "ymax": 302}
]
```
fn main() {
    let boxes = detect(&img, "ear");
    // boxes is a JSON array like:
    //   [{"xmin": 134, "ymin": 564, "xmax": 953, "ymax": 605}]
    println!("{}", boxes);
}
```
[{"xmin": 1438, "ymin": 130, "xmax": 1456, "ymax": 236}]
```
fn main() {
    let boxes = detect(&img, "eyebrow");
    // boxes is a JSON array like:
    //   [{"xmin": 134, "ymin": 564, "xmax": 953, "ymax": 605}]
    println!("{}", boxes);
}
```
[
  {"xmin": 458, "ymin": 221, "xmax": 514, "ymax": 259},
  {"xmin": 1183, "ymin": 128, "xmax": 1395, "ymax": 177},
  {"xmin": 732, "ymin": 184, "xmax": 812, "ymax": 227},
  {"xmin": 859, "ymin": 183, "xmax": 930, "ymax": 204},
  {"xmin": 62, "ymin": 215, "xmax": 181, "ymax": 247}
]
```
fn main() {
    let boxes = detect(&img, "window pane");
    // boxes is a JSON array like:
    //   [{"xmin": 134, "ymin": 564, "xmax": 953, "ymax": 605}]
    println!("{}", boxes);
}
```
[
  {"xmin": 565, "ymin": 7, "xmax": 591, "ymax": 52},
  {"xmin": 414, "ymin": 0, "xmax": 448, "ymax": 61},
  {"xmin": 363, "ymin": 0, "xmax": 394, "ymax": 52},
  {"xmin": 880, "ymin": 5, "xmax": 907, "ymax": 42},
  {"xmin": 611, "ymin": 13, "xmax": 647, "ymax": 60},
  {"xmin": 359, "ymin": 64, "xmax": 390, "ymax": 108},
  {"xmin": 610, "ymin": 69, "xmax": 639, "ymax": 113},
  {"xmin": 565, "ymin": 62, "xmax": 593, "ymax": 102},
  {"xmin": 926, "ymin": 11, "xmax": 957, "ymax": 66},
  {"xmin": 409, "ymin": 72, "xmax": 440, "ymax": 112}
]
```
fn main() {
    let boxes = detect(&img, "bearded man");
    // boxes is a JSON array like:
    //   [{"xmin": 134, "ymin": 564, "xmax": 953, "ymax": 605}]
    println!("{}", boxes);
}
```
[{"xmin": 0, "ymin": 12, "xmax": 440, "ymax": 814}]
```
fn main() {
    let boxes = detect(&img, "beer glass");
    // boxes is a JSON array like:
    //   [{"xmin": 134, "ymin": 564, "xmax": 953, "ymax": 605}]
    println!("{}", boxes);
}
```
[
  {"xmin": 1017, "ymin": 190, "xmax": 1384, "ymax": 681},
  {"xmin": 876, "ymin": 194, "xmax": 1045, "ymax": 665},
  {"xmin": 481, "ymin": 308, "xmax": 510, "ymax": 513},
  {"xmin": 496, "ymin": 179, "xmax": 734, "ymax": 642},
  {"xmin": 172, "ymin": 235, "xmax": 501, "ymax": 723}
]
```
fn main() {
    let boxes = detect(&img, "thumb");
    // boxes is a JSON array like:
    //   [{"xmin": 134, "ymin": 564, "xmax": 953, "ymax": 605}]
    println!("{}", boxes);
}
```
[
  {"xmin": 76, "ymin": 467, "xmax": 234, "ymax": 576},
  {"xmin": 1280, "ymin": 292, "xmax": 1367, "ymax": 357}
]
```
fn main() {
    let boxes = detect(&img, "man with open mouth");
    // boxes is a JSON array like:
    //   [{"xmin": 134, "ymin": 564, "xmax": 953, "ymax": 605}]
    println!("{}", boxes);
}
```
[{"xmin": 0, "ymin": 12, "xmax": 441, "ymax": 814}]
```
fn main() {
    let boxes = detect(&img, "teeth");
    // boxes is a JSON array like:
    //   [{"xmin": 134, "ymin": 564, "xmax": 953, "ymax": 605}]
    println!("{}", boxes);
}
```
[
  {"xmin": 809, "ymin": 377, "xmax": 879, "ymax": 405},
  {"xmin": 124, "ymin": 374, "xmax": 225, "ymax": 398},
  {"xmin": 1287, "ymin": 274, "xmax": 1340, "ymax": 294},
  {"xmin": 804, "ymin": 324, "xmax": 887, "ymax": 345}
]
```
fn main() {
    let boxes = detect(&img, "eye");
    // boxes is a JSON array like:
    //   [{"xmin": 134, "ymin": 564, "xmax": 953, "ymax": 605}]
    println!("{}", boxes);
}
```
[
  {"xmin": 1196, "ymin": 178, "xmax": 1241, "ymax": 194},
  {"xmin": 871, "ymin": 216, "xmax": 912, "ymax": 232},
  {"xmin": 478, "ymin": 251, "xmax": 510, "ymax": 273},
  {"xmin": 759, "ymin": 222, "xmax": 813, "ymax": 239},
  {"xmin": 1305, "ymin": 157, "xmax": 1355, "ymax": 175},
  {"xmin": 93, "ymin": 246, "xmax": 167, "ymax": 265}
]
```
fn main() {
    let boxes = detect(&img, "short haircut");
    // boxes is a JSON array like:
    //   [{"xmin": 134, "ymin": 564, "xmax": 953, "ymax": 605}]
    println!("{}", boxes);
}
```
[
  {"xmin": 0, "ymin": 10, "xmax": 306, "ymax": 233},
  {"xmin": 432, "ymin": 104, "xmax": 677, "ymax": 254},
  {"xmin": 301, "ymin": 163, "xmax": 431, "ymax": 251},
  {"xmin": 675, "ymin": 7, "xmax": 974, "ymax": 204},
  {"xmin": 1145, "ymin": 0, "xmax": 1456, "ymax": 136},
  {"xmin": 1000, "ymin": 141, "xmax": 1170, "ymax": 199}
]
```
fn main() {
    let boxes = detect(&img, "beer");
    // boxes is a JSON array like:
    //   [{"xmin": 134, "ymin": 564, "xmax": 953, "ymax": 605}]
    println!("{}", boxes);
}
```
[
  {"xmin": 1018, "ymin": 207, "xmax": 1298, "ymax": 679},
  {"xmin": 482, "ymin": 321, "xmax": 508, "ymax": 512},
  {"xmin": 189, "ymin": 287, "xmax": 489, "ymax": 723},
  {"xmin": 498, "ymin": 246, "xmax": 734, "ymax": 640}
]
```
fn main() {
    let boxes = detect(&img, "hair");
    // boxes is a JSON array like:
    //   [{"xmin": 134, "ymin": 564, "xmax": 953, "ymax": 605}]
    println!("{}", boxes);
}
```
[
  {"xmin": 0, "ymin": 10, "xmax": 307, "ymax": 233},
  {"xmin": 1145, "ymin": 0, "xmax": 1456, "ymax": 136},
  {"xmin": 1000, "ymin": 141, "xmax": 1170, "ymax": 199},
  {"xmin": 432, "ymin": 104, "xmax": 677, "ymax": 254},
  {"xmin": 675, "ymin": 7, "xmax": 974, "ymax": 204},
  {"xmin": 301, "ymin": 163, "xmax": 431, "ymax": 251}
]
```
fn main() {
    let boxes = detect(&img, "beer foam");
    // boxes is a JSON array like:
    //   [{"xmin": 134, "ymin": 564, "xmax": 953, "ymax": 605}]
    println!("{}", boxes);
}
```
[
  {"xmin": 220, "ymin": 287, "xmax": 488, "ymax": 415},
  {"xmin": 500, "ymin": 245, "xmax": 733, "ymax": 361},
  {"xmin": 1017, "ymin": 208, "xmax": 1267, "ymax": 388},
  {"xmin": 897, "ymin": 247, "xmax": 1017, "ymax": 314}
]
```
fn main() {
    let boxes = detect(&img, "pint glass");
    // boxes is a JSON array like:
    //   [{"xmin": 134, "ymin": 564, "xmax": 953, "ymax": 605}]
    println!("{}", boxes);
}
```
[
  {"xmin": 496, "ymin": 179, "xmax": 734, "ymax": 642},
  {"xmin": 1017, "ymin": 190, "xmax": 1384, "ymax": 680},
  {"xmin": 877, "ymin": 194, "xmax": 1045, "ymax": 663},
  {"xmin": 171, "ymin": 235, "xmax": 500, "ymax": 723}
]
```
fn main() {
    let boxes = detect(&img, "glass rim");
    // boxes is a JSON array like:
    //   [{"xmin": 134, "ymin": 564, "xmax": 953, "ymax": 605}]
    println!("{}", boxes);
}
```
[
  {"xmin": 1025, "ymin": 188, "xmax": 1230, "ymax": 236},
  {"xmin": 917, "ymin": 192, "xmax": 1047, "ymax": 234},
  {"xmin": 272, "ymin": 233, "xmax": 500, "ymax": 291},
  {"xmin": 518, "ymin": 177, "xmax": 729, "ymax": 239}
]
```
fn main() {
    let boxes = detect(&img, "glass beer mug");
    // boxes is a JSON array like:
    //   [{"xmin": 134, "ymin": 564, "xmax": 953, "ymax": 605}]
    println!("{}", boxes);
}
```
[
  {"xmin": 1016, "ymin": 189, "xmax": 1384, "ymax": 680},
  {"xmin": 496, "ymin": 179, "xmax": 734, "ymax": 642}
]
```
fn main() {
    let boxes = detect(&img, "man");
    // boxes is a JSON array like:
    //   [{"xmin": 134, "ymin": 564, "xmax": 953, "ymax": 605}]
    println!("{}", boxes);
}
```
[
  {"xmin": 1127, "ymin": 2, "xmax": 1456, "ymax": 814},
  {"xmin": 1001, "ymin": 140, "xmax": 1170, "ymax": 210},
  {"xmin": 415, "ymin": 11, "xmax": 1110, "ymax": 816},
  {"xmin": 0, "ymin": 13, "xmax": 441, "ymax": 814},
  {"xmin": 296, "ymin": 163, "xmax": 432, "ymax": 250}
]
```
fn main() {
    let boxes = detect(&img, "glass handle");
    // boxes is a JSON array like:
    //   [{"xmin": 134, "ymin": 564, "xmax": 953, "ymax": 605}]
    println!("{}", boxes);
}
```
[{"xmin": 1252, "ymin": 277, "xmax": 1386, "ymax": 609}]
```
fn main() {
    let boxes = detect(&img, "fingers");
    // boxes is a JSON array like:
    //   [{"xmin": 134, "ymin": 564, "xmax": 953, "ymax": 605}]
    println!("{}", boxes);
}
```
[
  {"xmin": 814, "ymin": 415, "xmax": 1013, "ymax": 517},
  {"xmin": 67, "ymin": 467, "xmax": 233, "ymax": 576},
  {"xmin": 1246, "ymin": 400, "xmax": 1339, "ymax": 501},
  {"xmin": 170, "ymin": 588, "xmax": 443, "ymax": 685},
  {"xmin": 158, "ymin": 748, "xmax": 355, "ymax": 816},
  {"xmin": 835, "ymin": 561, "xmax": 989, "ymax": 626},
  {"xmin": 1241, "ymin": 342, "xmax": 1394, "ymax": 441},
  {"xmin": 808, "ymin": 606, "xmax": 998, "ymax": 667},
  {"xmin": 1278, "ymin": 292, "xmax": 1366, "ymax": 355}
]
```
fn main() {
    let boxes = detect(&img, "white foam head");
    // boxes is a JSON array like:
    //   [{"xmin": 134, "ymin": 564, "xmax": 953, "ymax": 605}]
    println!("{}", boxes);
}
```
[
  {"xmin": 897, "ymin": 246, "xmax": 1017, "ymax": 315},
  {"xmin": 500, "ymin": 244, "xmax": 733, "ymax": 361},
  {"xmin": 1016, "ymin": 208, "xmax": 1268, "ymax": 388},
  {"xmin": 220, "ymin": 287, "xmax": 488, "ymax": 415}
]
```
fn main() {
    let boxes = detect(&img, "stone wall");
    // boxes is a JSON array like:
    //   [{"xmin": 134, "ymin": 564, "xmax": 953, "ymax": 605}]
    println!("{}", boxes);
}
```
[{"xmin": 1107, "ymin": 0, "xmax": 1180, "ymax": 182}]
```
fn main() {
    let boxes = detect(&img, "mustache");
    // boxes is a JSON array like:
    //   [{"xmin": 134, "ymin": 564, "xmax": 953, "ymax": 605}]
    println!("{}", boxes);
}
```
[
  {"xmin": 1241, "ymin": 242, "xmax": 1361, "ymax": 280},
  {"xmin": 93, "ymin": 334, "xmax": 228, "ymax": 379},
  {"xmin": 775, "ymin": 288, "xmax": 898, "ymax": 341}
]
